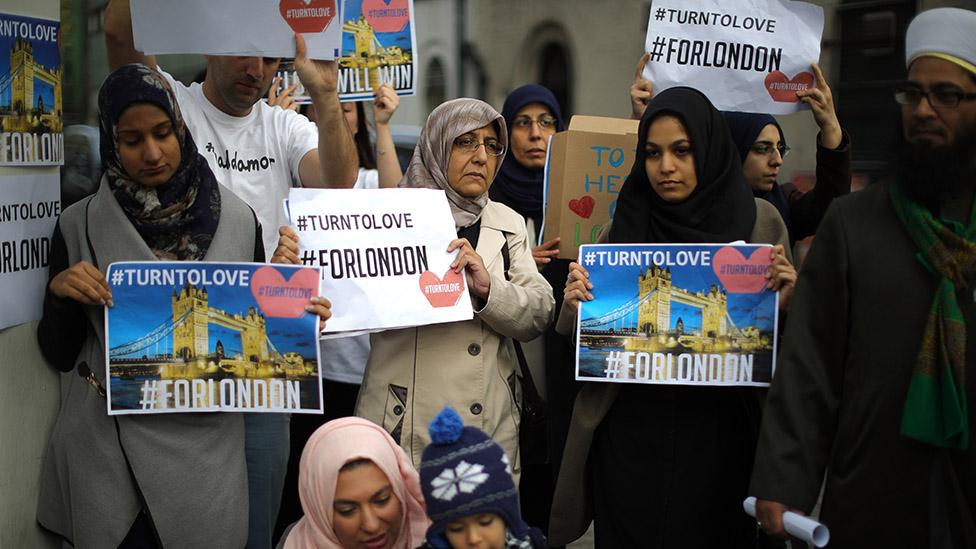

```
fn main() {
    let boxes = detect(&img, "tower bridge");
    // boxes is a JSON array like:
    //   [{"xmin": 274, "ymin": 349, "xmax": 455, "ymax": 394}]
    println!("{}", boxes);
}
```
[{"xmin": 1, "ymin": 38, "xmax": 62, "ymax": 132}]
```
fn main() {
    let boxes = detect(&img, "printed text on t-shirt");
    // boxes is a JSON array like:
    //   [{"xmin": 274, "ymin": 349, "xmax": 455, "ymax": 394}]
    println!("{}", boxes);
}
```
[{"xmin": 205, "ymin": 142, "xmax": 277, "ymax": 173}]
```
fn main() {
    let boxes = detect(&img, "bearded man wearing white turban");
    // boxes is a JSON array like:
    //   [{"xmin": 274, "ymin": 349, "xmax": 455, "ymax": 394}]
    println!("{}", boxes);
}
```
[{"xmin": 750, "ymin": 7, "xmax": 976, "ymax": 547}]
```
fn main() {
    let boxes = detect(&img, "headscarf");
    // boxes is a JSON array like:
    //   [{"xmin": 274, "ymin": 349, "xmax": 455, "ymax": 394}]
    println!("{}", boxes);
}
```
[
  {"xmin": 722, "ymin": 111, "xmax": 792, "ymax": 232},
  {"xmin": 284, "ymin": 417, "xmax": 429, "ymax": 549},
  {"xmin": 608, "ymin": 87, "xmax": 756, "ymax": 244},
  {"xmin": 488, "ymin": 84, "xmax": 565, "ymax": 229},
  {"xmin": 97, "ymin": 64, "xmax": 220, "ymax": 260},
  {"xmin": 399, "ymin": 98, "xmax": 507, "ymax": 229},
  {"xmin": 906, "ymin": 7, "xmax": 976, "ymax": 75}
]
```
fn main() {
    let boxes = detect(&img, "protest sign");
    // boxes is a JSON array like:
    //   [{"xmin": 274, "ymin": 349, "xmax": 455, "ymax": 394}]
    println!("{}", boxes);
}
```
[
  {"xmin": 286, "ymin": 188, "xmax": 473, "ymax": 335},
  {"xmin": 272, "ymin": 0, "xmax": 417, "ymax": 103},
  {"xmin": 105, "ymin": 262, "xmax": 323, "ymax": 415},
  {"xmin": 542, "ymin": 116, "xmax": 638, "ymax": 259},
  {"xmin": 0, "ymin": 173, "xmax": 59, "ymax": 329},
  {"xmin": 576, "ymin": 244, "xmax": 779, "ymax": 387},
  {"xmin": 131, "ymin": 0, "xmax": 342, "ymax": 60},
  {"xmin": 644, "ymin": 0, "xmax": 824, "ymax": 114},
  {"xmin": 0, "ymin": 12, "xmax": 63, "ymax": 166}
]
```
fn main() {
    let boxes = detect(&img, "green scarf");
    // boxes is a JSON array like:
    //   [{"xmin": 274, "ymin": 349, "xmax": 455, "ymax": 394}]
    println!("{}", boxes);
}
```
[{"xmin": 890, "ymin": 181, "xmax": 976, "ymax": 450}]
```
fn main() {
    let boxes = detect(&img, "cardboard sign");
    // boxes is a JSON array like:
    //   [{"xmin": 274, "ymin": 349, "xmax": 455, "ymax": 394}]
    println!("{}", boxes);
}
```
[
  {"xmin": 644, "ymin": 0, "xmax": 824, "ymax": 114},
  {"xmin": 131, "ymin": 0, "xmax": 342, "ymax": 60},
  {"xmin": 0, "ymin": 12, "xmax": 63, "ymax": 166},
  {"xmin": 576, "ymin": 244, "xmax": 779, "ymax": 387},
  {"xmin": 0, "ymin": 173, "xmax": 60, "ymax": 329},
  {"xmin": 542, "ymin": 116, "xmax": 639, "ymax": 259},
  {"xmin": 105, "ymin": 262, "xmax": 324, "ymax": 415},
  {"xmin": 286, "ymin": 188, "xmax": 473, "ymax": 335}
]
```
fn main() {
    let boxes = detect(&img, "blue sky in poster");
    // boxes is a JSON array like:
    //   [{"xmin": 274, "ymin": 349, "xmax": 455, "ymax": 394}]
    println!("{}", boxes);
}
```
[
  {"xmin": 107, "ymin": 264, "xmax": 318, "ymax": 358},
  {"xmin": 342, "ymin": 0, "xmax": 413, "ymax": 54},
  {"xmin": 580, "ymin": 244, "xmax": 776, "ymax": 332},
  {"xmin": 0, "ymin": 13, "xmax": 60, "ymax": 113}
]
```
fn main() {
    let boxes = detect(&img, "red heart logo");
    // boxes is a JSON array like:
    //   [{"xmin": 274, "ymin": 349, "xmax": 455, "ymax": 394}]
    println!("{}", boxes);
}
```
[
  {"xmin": 419, "ymin": 269, "xmax": 465, "ymax": 308},
  {"xmin": 569, "ymin": 195, "xmax": 595, "ymax": 219},
  {"xmin": 279, "ymin": 0, "xmax": 337, "ymax": 34},
  {"xmin": 250, "ymin": 266, "xmax": 320, "ymax": 318},
  {"xmin": 361, "ymin": 0, "xmax": 411, "ymax": 33},
  {"xmin": 764, "ymin": 71, "xmax": 814, "ymax": 103},
  {"xmin": 712, "ymin": 246, "xmax": 770, "ymax": 294}
]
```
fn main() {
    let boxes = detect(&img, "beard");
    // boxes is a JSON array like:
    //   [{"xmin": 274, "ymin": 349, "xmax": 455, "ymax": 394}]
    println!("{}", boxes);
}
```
[{"xmin": 895, "ymin": 121, "xmax": 976, "ymax": 210}]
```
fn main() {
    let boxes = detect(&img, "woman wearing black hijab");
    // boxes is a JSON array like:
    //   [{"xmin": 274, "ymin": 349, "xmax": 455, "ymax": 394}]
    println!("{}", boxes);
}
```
[{"xmin": 548, "ymin": 87, "xmax": 796, "ymax": 548}]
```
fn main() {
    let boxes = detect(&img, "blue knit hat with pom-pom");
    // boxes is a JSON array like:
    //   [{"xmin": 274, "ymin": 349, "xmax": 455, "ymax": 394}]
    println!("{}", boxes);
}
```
[{"xmin": 420, "ymin": 407, "xmax": 537, "ymax": 548}]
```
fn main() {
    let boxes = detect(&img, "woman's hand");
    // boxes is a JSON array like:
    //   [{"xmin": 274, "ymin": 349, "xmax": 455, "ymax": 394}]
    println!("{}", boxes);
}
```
[
  {"xmin": 271, "ymin": 226, "xmax": 301, "ymax": 264},
  {"xmin": 563, "ymin": 261, "xmax": 594, "ymax": 312},
  {"xmin": 630, "ymin": 52, "xmax": 653, "ymax": 120},
  {"xmin": 448, "ymin": 238, "xmax": 491, "ymax": 300},
  {"xmin": 372, "ymin": 84, "xmax": 400, "ymax": 126},
  {"xmin": 532, "ymin": 237, "xmax": 560, "ymax": 268},
  {"xmin": 796, "ymin": 64, "xmax": 842, "ymax": 149},
  {"xmin": 267, "ymin": 76, "xmax": 299, "ymax": 113},
  {"xmin": 305, "ymin": 296, "xmax": 332, "ymax": 332},
  {"xmin": 766, "ymin": 244, "xmax": 797, "ymax": 309},
  {"xmin": 49, "ymin": 260, "xmax": 113, "ymax": 306}
]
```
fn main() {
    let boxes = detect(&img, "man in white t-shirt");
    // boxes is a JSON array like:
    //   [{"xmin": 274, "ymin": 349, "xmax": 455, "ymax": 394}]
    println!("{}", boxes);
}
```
[{"xmin": 104, "ymin": 3, "xmax": 358, "ymax": 548}]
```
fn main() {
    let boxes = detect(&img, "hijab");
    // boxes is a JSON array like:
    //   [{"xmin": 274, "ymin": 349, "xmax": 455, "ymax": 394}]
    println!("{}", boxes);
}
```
[
  {"xmin": 284, "ymin": 417, "xmax": 429, "ymax": 549},
  {"xmin": 97, "ymin": 64, "xmax": 220, "ymax": 260},
  {"xmin": 608, "ymin": 87, "xmax": 756, "ymax": 244},
  {"xmin": 399, "ymin": 98, "xmax": 507, "ymax": 229},
  {"xmin": 488, "ymin": 84, "xmax": 565, "ymax": 229},
  {"xmin": 722, "ymin": 111, "xmax": 792, "ymax": 231}
]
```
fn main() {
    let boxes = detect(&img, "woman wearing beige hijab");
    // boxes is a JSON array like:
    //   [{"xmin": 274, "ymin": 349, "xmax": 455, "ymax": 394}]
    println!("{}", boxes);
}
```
[{"xmin": 354, "ymin": 98, "xmax": 554, "ymax": 474}]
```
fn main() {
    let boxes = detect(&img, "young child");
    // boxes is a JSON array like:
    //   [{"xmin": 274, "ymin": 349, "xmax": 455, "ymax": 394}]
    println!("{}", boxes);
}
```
[{"xmin": 418, "ymin": 407, "xmax": 546, "ymax": 549}]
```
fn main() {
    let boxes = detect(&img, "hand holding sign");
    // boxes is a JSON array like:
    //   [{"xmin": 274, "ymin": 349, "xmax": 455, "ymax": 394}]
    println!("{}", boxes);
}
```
[
  {"xmin": 294, "ymin": 33, "xmax": 339, "ymax": 97},
  {"xmin": 448, "ymin": 238, "xmax": 490, "ymax": 300},
  {"xmin": 766, "ymin": 244, "xmax": 796, "ymax": 309},
  {"xmin": 532, "ymin": 237, "xmax": 561, "ymax": 267},
  {"xmin": 796, "ymin": 64, "xmax": 843, "ymax": 149},
  {"xmin": 50, "ymin": 260, "xmax": 114, "ymax": 307},
  {"xmin": 373, "ymin": 84, "xmax": 400, "ymax": 125},
  {"xmin": 563, "ymin": 261, "xmax": 593, "ymax": 312},
  {"xmin": 268, "ymin": 77, "xmax": 300, "ymax": 112}
]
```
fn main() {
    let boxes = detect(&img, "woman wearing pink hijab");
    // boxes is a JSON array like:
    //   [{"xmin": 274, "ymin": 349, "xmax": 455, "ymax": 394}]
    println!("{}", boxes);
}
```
[{"xmin": 281, "ymin": 417, "xmax": 429, "ymax": 549}]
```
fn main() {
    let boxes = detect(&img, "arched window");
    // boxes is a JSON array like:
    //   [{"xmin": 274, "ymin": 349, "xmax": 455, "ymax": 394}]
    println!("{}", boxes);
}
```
[
  {"xmin": 537, "ymin": 42, "xmax": 572, "ymax": 118},
  {"xmin": 425, "ymin": 57, "xmax": 447, "ymax": 115}
]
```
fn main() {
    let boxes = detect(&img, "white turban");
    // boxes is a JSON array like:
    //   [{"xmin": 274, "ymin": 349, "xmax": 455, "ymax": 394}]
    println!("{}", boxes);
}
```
[{"xmin": 905, "ymin": 7, "xmax": 976, "ymax": 74}]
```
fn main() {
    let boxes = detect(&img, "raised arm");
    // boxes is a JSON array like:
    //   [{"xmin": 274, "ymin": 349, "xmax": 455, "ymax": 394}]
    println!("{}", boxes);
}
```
[
  {"xmin": 293, "ymin": 35, "xmax": 359, "ymax": 188},
  {"xmin": 104, "ymin": 0, "xmax": 157, "ymax": 70},
  {"xmin": 372, "ymin": 84, "xmax": 403, "ymax": 188}
]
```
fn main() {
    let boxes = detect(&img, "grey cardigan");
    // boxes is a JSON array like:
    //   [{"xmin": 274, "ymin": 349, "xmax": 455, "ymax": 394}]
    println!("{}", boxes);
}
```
[
  {"xmin": 36, "ymin": 180, "xmax": 258, "ymax": 548},
  {"xmin": 548, "ymin": 198, "xmax": 791, "ymax": 545}
]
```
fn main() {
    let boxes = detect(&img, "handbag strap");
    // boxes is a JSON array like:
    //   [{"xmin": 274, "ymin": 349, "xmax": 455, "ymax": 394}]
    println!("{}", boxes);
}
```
[{"xmin": 500, "ymin": 239, "xmax": 544, "ymax": 404}]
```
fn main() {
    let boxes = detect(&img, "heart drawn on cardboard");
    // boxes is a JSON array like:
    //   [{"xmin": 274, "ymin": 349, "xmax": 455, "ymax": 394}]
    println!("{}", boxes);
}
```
[
  {"xmin": 711, "ymin": 246, "xmax": 770, "ymax": 294},
  {"xmin": 279, "ymin": 0, "xmax": 337, "ymax": 34},
  {"xmin": 419, "ymin": 269, "xmax": 465, "ymax": 308},
  {"xmin": 569, "ymin": 195, "xmax": 595, "ymax": 219},
  {"xmin": 251, "ymin": 266, "xmax": 319, "ymax": 318},
  {"xmin": 764, "ymin": 71, "xmax": 814, "ymax": 103},
  {"xmin": 361, "ymin": 0, "xmax": 411, "ymax": 33}
]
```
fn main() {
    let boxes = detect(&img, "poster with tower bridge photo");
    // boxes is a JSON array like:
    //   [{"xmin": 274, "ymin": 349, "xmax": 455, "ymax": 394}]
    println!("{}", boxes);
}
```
[
  {"xmin": 575, "ymin": 244, "xmax": 779, "ymax": 387},
  {"xmin": 104, "ymin": 262, "xmax": 324, "ymax": 415}
]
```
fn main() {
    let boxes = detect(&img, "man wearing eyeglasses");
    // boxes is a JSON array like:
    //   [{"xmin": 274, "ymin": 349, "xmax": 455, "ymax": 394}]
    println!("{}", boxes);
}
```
[{"xmin": 750, "ymin": 7, "xmax": 976, "ymax": 548}]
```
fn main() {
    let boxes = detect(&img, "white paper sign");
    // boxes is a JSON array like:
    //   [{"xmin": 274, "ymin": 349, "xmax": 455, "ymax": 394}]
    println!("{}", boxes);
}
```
[
  {"xmin": 644, "ymin": 0, "xmax": 824, "ymax": 114},
  {"xmin": 0, "ymin": 173, "xmax": 60, "ymax": 329},
  {"xmin": 131, "ymin": 0, "xmax": 342, "ymax": 60},
  {"xmin": 286, "ymin": 188, "xmax": 474, "ymax": 335}
]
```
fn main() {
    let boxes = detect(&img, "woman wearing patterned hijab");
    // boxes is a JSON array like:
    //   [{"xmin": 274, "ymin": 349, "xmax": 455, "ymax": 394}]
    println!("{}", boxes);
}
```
[
  {"xmin": 34, "ymin": 64, "xmax": 330, "ymax": 548},
  {"xmin": 352, "ymin": 98, "xmax": 555, "ymax": 474}
]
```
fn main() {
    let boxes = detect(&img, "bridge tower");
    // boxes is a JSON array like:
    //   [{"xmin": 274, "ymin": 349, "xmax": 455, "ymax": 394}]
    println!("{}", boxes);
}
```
[
  {"xmin": 238, "ymin": 306, "xmax": 269, "ymax": 362},
  {"xmin": 700, "ymin": 285, "xmax": 728, "ymax": 337},
  {"xmin": 172, "ymin": 283, "xmax": 209, "ymax": 359},
  {"xmin": 637, "ymin": 265, "xmax": 672, "ymax": 334},
  {"xmin": 10, "ymin": 38, "xmax": 33, "ymax": 115}
]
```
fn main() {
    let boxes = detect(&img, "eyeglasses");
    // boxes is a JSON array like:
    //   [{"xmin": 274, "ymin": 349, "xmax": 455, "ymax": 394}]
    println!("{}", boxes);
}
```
[
  {"xmin": 894, "ymin": 84, "xmax": 976, "ymax": 108},
  {"xmin": 453, "ymin": 134, "xmax": 505, "ymax": 157},
  {"xmin": 750, "ymin": 141, "xmax": 790, "ymax": 159},
  {"xmin": 511, "ymin": 115, "xmax": 558, "ymax": 131}
]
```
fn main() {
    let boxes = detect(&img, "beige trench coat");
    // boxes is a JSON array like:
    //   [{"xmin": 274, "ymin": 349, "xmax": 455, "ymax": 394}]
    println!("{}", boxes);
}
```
[
  {"xmin": 548, "ymin": 199, "xmax": 791, "ymax": 545},
  {"xmin": 355, "ymin": 201, "xmax": 555, "ymax": 472}
]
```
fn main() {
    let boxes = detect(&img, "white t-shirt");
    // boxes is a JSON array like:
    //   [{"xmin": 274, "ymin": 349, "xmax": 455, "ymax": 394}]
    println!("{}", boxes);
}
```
[
  {"xmin": 316, "ymin": 167, "xmax": 380, "ymax": 384},
  {"xmin": 160, "ymin": 70, "xmax": 319, "ymax": 257}
]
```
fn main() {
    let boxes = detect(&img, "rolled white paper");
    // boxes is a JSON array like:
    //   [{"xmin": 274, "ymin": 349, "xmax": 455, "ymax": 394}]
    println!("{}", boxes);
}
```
[{"xmin": 743, "ymin": 496, "xmax": 830, "ymax": 548}]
